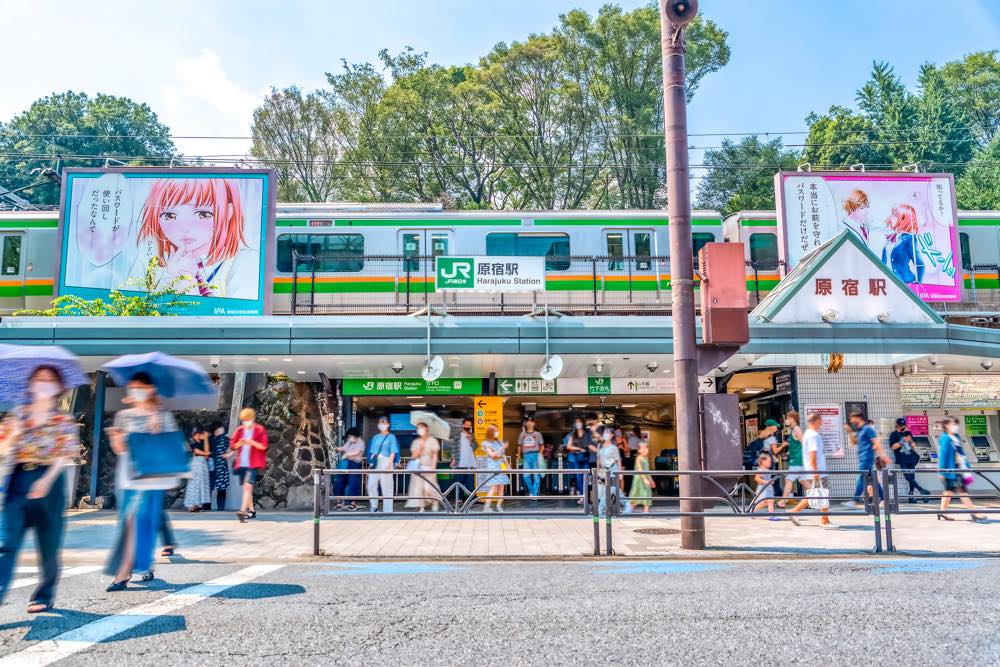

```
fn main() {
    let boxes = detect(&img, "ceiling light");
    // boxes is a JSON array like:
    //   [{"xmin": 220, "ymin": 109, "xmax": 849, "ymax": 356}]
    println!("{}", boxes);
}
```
[
  {"xmin": 571, "ymin": 403, "xmax": 587, "ymax": 408},
  {"xmin": 297, "ymin": 371, "xmax": 306, "ymax": 375},
  {"xmin": 621, "ymin": 403, "xmax": 637, "ymax": 408},
  {"xmin": 411, "ymin": 403, "xmax": 427, "ymax": 408},
  {"xmin": 742, "ymin": 388, "xmax": 764, "ymax": 395}
]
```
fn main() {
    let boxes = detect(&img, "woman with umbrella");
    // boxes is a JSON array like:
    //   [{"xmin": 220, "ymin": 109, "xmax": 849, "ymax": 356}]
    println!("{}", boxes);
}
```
[{"xmin": 0, "ymin": 346, "xmax": 85, "ymax": 614}]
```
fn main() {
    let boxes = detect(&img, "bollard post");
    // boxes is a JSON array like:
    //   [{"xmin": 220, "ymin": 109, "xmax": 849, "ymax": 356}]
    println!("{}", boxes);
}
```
[
  {"xmin": 881, "ymin": 467, "xmax": 895, "ymax": 553},
  {"xmin": 605, "ymin": 471, "xmax": 614, "ymax": 556},
  {"xmin": 868, "ymin": 471, "xmax": 882, "ymax": 554},
  {"xmin": 591, "ymin": 470, "xmax": 600, "ymax": 556},
  {"xmin": 313, "ymin": 471, "xmax": 322, "ymax": 556}
]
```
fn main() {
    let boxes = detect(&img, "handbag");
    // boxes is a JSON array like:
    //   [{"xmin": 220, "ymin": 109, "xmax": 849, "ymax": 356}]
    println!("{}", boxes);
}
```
[
  {"xmin": 127, "ymin": 431, "xmax": 192, "ymax": 479},
  {"xmin": 806, "ymin": 483, "xmax": 830, "ymax": 510}
]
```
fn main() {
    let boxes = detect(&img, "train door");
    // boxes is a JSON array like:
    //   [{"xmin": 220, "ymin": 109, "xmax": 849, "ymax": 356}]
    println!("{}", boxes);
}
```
[
  {"xmin": 398, "ymin": 229, "xmax": 454, "ymax": 297},
  {"xmin": 602, "ymin": 228, "xmax": 658, "ymax": 299},
  {"xmin": 0, "ymin": 231, "xmax": 25, "ymax": 312}
]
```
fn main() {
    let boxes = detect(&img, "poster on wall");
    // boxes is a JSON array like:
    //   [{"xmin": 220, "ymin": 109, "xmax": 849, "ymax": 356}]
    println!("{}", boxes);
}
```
[
  {"xmin": 804, "ymin": 404, "xmax": 845, "ymax": 458},
  {"xmin": 904, "ymin": 415, "xmax": 929, "ymax": 437},
  {"xmin": 942, "ymin": 375, "xmax": 1000, "ymax": 409},
  {"xmin": 57, "ymin": 168, "xmax": 276, "ymax": 315},
  {"xmin": 744, "ymin": 416, "xmax": 759, "ymax": 445},
  {"xmin": 775, "ymin": 171, "xmax": 960, "ymax": 302}
]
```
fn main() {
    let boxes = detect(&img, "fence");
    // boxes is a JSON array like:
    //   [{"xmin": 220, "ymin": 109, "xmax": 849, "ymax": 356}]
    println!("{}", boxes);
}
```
[{"xmin": 311, "ymin": 466, "xmax": 1000, "ymax": 557}]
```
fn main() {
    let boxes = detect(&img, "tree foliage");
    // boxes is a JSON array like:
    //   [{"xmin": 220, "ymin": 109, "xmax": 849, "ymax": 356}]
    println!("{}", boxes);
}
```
[
  {"xmin": 696, "ymin": 137, "xmax": 800, "ymax": 215},
  {"xmin": 956, "ymin": 135, "xmax": 1000, "ymax": 210},
  {"xmin": 0, "ymin": 92, "xmax": 175, "ymax": 205}
]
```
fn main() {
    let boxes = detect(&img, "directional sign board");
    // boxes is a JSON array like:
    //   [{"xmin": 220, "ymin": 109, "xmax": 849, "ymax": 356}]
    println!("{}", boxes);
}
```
[
  {"xmin": 497, "ymin": 378, "xmax": 557, "ymax": 396},
  {"xmin": 473, "ymin": 396, "xmax": 504, "ymax": 444},
  {"xmin": 587, "ymin": 377, "xmax": 611, "ymax": 395}
]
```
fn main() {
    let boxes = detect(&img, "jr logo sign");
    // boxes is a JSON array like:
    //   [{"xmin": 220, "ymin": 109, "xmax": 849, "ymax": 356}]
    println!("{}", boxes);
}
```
[{"xmin": 436, "ymin": 257, "xmax": 474, "ymax": 289}]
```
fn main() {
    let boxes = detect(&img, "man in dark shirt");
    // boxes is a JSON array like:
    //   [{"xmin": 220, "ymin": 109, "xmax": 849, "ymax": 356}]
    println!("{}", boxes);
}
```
[
  {"xmin": 845, "ymin": 412, "xmax": 890, "ymax": 508},
  {"xmin": 888, "ymin": 418, "xmax": 930, "ymax": 502}
]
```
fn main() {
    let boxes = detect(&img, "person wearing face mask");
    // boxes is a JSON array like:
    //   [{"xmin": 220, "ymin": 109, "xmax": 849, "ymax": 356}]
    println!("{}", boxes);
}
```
[
  {"xmin": 564, "ymin": 419, "xmax": 590, "ymax": 501},
  {"xmin": 597, "ymin": 427, "xmax": 622, "ymax": 516},
  {"xmin": 229, "ymin": 408, "xmax": 268, "ymax": 523},
  {"xmin": 405, "ymin": 422, "xmax": 442, "ymax": 511},
  {"xmin": 937, "ymin": 416, "xmax": 986, "ymax": 522},
  {"xmin": 183, "ymin": 426, "xmax": 212, "ymax": 512},
  {"xmin": 517, "ymin": 417, "xmax": 544, "ymax": 499},
  {"xmin": 367, "ymin": 417, "xmax": 399, "ymax": 513},
  {"xmin": 0, "ymin": 366, "xmax": 80, "ymax": 614},
  {"xmin": 206, "ymin": 422, "xmax": 230, "ymax": 511},
  {"xmin": 481, "ymin": 425, "xmax": 509, "ymax": 512},
  {"xmin": 104, "ymin": 372, "xmax": 183, "ymax": 592},
  {"xmin": 450, "ymin": 418, "xmax": 476, "ymax": 500}
]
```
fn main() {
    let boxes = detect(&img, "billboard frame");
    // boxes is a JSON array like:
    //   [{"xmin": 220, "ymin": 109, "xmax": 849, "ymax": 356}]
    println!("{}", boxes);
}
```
[
  {"xmin": 55, "ymin": 166, "xmax": 277, "ymax": 316},
  {"xmin": 774, "ymin": 170, "xmax": 961, "ymax": 303}
]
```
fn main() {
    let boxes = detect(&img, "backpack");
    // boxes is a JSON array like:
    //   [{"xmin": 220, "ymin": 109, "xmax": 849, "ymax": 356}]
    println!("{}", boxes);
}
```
[{"xmin": 744, "ymin": 438, "xmax": 765, "ymax": 469}]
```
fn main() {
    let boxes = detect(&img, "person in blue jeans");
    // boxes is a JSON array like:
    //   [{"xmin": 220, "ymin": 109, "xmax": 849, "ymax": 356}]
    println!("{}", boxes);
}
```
[
  {"xmin": 844, "ymin": 412, "xmax": 890, "ymax": 508},
  {"xmin": 332, "ymin": 427, "xmax": 365, "ymax": 511},
  {"xmin": 518, "ymin": 417, "xmax": 544, "ymax": 498},
  {"xmin": 564, "ymin": 420, "xmax": 591, "ymax": 499}
]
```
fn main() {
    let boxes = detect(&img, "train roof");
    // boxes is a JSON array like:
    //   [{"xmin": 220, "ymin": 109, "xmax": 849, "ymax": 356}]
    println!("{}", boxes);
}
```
[{"xmin": 275, "ymin": 207, "xmax": 722, "ymax": 220}]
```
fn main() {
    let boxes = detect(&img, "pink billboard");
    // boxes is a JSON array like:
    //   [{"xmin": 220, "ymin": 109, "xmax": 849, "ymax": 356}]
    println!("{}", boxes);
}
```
[{"xmin": 775, "ymin": 172, "xmax": 961, "ymax": 302}]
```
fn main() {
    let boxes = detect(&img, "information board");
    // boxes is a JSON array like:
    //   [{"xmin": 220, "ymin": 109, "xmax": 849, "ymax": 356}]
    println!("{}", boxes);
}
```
[
  {"xmin": 965, "ymin": 414, "xmax": 988, "ymax": 436},
  {"xmin": 497, "ymin": 378, "xmax": 556, "ymax": 396},
  {"xmin": 904, "ymin": 414, "xmax": 929, "ymax": 436},
  {"xmin": 435, "ymin": 256, "xmax": 545, "ymax": 292},
  {"xmin": 900, "ymin": 375, "xmax": 947, "ymax": 408},
  {"xmin": 804, "ymin": 404, "xmax": 845, "ymax": 458},
  {"xmin": 943, "ymin": 376, "xmax": 1000, "ymax": 409},
  {"xmin": 342, "ymin": 378, "xmax": 483, "ymax": 396},
  {"xmin": 473, "ymin": 396, "xmax": 504, "ymax": 444}
]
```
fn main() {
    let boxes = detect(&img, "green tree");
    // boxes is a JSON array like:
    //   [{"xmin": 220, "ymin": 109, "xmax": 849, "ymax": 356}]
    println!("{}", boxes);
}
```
[
  {"xmin": 956, "ymin": 135, "xmax": 1000, "ymax": 209},
  {"xmin": 15, "ymin": 258, "xmax": 194, "ymax": 316},
  {"xmin": 696, "ymin": 137, "xmax": 800, "ymax": 215},
  {"xmin": 928, "ymin": 50, "xmax": 1000, "ymax": 148},
  {"xmin": 0, "ymin": 92, "xmax": 175, "ymax": 205}
]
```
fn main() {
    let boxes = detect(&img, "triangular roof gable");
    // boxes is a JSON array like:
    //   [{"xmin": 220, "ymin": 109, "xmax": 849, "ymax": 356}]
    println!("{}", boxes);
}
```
[{"xmin": 752, "ymin": 230, "xmax": 944, "ymax": 325}]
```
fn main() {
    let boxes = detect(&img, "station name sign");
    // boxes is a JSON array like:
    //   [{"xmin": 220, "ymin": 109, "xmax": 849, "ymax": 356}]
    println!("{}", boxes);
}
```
[
  {"xmin": 342, "ymin": 378, "xmax": 483, "ymax": 396},
  {"xmin": 436, "ymin": 256, "xmax": 545, "ymax": 292}
]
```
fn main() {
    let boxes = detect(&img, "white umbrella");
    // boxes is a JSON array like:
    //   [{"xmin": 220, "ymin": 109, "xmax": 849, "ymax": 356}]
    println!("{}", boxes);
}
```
[{"xmin": 409, "ymin": 411, "xmax": 451, "ymax": 440}]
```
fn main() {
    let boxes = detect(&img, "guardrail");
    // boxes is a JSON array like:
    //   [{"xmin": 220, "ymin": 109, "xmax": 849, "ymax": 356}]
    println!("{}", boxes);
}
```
[{"xmin": 311, "ymin": 466, "xmax": 1000, "ymax": 557}]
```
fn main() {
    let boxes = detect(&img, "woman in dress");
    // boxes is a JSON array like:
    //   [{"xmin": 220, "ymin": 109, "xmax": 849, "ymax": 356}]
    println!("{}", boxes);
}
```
[
  {"xmin": 937, "ymin": 416, "xmax": 986, "ymax": 522},
  {"xmin": 183, "ymin": 426, "xmax": 212, "ymax": 512},
  {"xmin": 207, "ymin": 422, "xmax": 230, "ymax": 511},
  {"xmin": 405, "ymin": 422, "xmax": 441, "ymax": 512},
  {"xmin": 332, "ymin": 427, "xmax": 365, "ymax": 511},
  {"xmin": 0, "ymin": 366, "xmax": 80, "ymax": 613},
  {"xmin": 104, "ymin": 372, "xmax": 184, "ymax": 591},
  {"xmin": 627, "ymin": 441, "xmax": 654, "ymax": 514},
  {"xmin": 481, "ymin": 425, "xmax": 510, "ymax": 513}
]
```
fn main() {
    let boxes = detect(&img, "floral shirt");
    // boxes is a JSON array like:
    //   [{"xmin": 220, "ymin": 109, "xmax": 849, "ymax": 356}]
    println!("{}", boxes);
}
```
[{"xmin": 1, "ymin": 406, "xmax": 80, "ymax": 464}]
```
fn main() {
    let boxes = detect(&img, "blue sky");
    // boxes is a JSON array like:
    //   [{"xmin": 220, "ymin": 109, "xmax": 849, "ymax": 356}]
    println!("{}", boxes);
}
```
[{"xmin": 2, "ymin": 0, "xmax": 999, "ymax": 167}]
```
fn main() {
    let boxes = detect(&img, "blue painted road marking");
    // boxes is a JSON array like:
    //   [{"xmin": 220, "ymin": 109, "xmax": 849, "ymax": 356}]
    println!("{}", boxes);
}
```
[
  {"xmin": 319, "ymin": 563, "xmax": 464, "ymax": 576},
  {"xmin": 867, "ymin": 559, "xmax": 986, "ymax": 574}
]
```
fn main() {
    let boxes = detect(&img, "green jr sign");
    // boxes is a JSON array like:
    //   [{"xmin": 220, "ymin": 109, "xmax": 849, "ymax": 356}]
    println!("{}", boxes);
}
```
[
  {"xmin": 587, "ymin": 376, "xmax": 611, "ymax": 395},
  {"xmin": 435, "ymin": 257, "xmax": 475, "ymax": 289},
  {"xmin": 342, "ymin": 377, "xmax": 483, "ymax": 396}
]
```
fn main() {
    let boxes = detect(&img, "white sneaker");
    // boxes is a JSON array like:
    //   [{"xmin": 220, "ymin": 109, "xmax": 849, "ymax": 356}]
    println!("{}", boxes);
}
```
[
  {"xmin": 483, "ymin": 505, "xmax": 493, "ymax": 513},
  {"xmin": 823, "ymin": 522, "xmax": 839, "ymax": 530},
  {"xmin": 497, "ymin": 504, "xmax": 504, "ymax": 513},
  {"xmin": 841, "ymin": 501, "xmax": 863, "ymax": 510}
]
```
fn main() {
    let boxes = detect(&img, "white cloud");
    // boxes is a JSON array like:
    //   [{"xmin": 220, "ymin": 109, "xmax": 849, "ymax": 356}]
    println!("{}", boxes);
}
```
[{"xmin": 160, "ymin": 49, "xmax": 262, "ymax": 161}]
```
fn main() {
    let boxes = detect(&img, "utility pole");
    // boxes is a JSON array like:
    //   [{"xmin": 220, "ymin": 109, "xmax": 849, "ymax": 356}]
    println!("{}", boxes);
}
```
[{"xmin": 659, "ymin": 0, "xmax": 704, "ymax": 550}]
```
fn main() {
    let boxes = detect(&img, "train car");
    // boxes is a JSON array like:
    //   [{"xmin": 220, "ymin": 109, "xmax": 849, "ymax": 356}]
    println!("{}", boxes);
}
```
[{"xmin": 0, "ymin": 210, "xmax": 60, "ymax": 313}]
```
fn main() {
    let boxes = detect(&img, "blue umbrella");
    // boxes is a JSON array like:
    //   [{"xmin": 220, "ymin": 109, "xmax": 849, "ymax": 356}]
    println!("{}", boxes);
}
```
[
  {"xmin": 0, "ymin": 344, "xmax": 89, "ymax": 405},
  {"xmin": 102, "ymin": 352, "xmax": 216, "ymax": 399}
]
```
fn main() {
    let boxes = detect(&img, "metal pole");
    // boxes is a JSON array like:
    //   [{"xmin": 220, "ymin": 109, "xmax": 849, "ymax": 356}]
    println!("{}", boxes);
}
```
[
  {"xmin": 868, "ymin": 471, "xmax": 883, "ymax": 554},
  {"xmin": 882, "ymin": 467, "xmax": 895, "ymax": 553},
  {"xmin": 591, "ymin": 470, "xmax": 600, "ymax": 556},
  {"xmin": 88, "ymin": 371, "xmax": 106, "ymax": 505},
  {"xmin": 659, "ymin": 0, "xmax": 705, "ymax": 550},
  {"xmin": 605, "ymin": 471, "xmax": 614, "ymax": 556},
  {"xmin": 313, "ymin": 471, "xmax": 322, "ymax": 556}
]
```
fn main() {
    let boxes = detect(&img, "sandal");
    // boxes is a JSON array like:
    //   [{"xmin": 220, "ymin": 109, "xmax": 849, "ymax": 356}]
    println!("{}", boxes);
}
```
[
  {"xmin": 26, "ymin": 601, "xmax": 51, "ymax": 614},
  {"xmin": 161, "ymin": 547, "xmax": 175, "ymax": 557}
]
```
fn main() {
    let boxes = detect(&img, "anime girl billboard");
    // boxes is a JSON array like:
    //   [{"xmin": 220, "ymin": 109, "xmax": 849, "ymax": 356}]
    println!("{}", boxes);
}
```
[
  {"xmin": 775, "ymin": 172, "xmax": 961, "ymax": 302},
  {"xmin": 57, "ymin": 168, "xmax": 275, "ymax": 315}
]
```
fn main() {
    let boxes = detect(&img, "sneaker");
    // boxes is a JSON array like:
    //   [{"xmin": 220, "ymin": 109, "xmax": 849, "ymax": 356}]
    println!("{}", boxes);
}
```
[
  {"xmin": 768, "ymin": 516, "xmax": 782, "ymax": 521},
  {"xmin": 483, "ymin": 505, "xmax": 493, "ymax": 513},
  {"xmin": 368, "ymin": 506, "xmax": 379, "ymax": 513},
  {"xmin": 841, "ymin": 500, "xmax": 863, "ymax": 510},
  {"xmin": 822, "ymin": 522, "xmax": 839, "ymax": 530},
  {"xmin": 496, "ymin": 504, "xmax": 504, "ymax": 513}
]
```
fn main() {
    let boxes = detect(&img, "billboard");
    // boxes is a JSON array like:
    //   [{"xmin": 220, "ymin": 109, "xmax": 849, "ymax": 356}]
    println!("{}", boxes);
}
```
[
  {"xmin": 775, "ymin": 171, "xmax": 960, "ymax": 302},
  {"xmin": 57, "ymin": 168, "xmax": 275, "ymax": 315}
]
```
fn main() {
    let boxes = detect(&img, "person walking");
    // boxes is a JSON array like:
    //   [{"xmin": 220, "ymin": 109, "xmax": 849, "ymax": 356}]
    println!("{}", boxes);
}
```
[
  {"xmin": 104, "ymin": 372, "xmax": 185, "ymax": 591},
  {"xmin": 405, "ymin": 422, "xmax": 441, "ymax": 511},
  {"xmin": 183, "ymin": 426, "xmax": 212, "ymax": 512},
  {"xmin": 230, "ymin": 408, "xmax": 268, "ymax": 523},
  {"xmin": 367, "ymin": 416, "xmax": 399, "ymax": 513},
  {"xmin": 778, "ymin": 411, "xmax": 805, "ymax": 508},
  {"xmin": 564, "ymin": 419, "xmax": 590, "ymax": 500},
  {"xmin": 844, "ymin": 412, "xmax": 890, "ymax": 509},
  {"xmin": 788, "ymin": 412, "xmax": 835, "ymax": 528},
  {"xmin": 889, "ymin": 418, "xmax": 930, "ymax": 503},
  {"xmin": 937, "ymin": 416, "xmax": 986, "ymax": 522},
  {"xmin": 206, "ymin": 422, "xmax": 231, "ymax": 511},
  {"xmin": 0, "ymin": 366, "xmax": 81, "ymax": 613},
  {"xmin": 627, "ymin": 441, "xmax": 654, "ymax": 513},
  {"xmin": 332, "ymin": 427, "xmax": 365, "ymax": 511},
  {"xmin": 597, "ymin": 427, "xmax": 622, "ymax": 516},
  {"xmin": 450, "ymin": 418, "xmax": 476, "ymax": 500},
  {"xmin": 518, "ymin": 417, "xmax": 544, "ymax": 499},
  {"xmin": 481, "ymin": 425, "xmax": 509, "ymax": 512}
]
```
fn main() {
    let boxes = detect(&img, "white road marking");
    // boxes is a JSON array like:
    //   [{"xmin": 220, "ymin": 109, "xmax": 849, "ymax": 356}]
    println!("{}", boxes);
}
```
[
  {"xmin": 8, "ymin": 566, "xmax": 103, "ymax": 591},
  {"xmin": 0, "ymin": 564, "xmax": 284, "ymax": 666}
]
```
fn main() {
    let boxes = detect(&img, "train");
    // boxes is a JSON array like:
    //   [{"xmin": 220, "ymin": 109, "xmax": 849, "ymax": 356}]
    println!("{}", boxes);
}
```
[{"xmin": 1, "ymin": 204, "xmax": 998, "ymax": 314}]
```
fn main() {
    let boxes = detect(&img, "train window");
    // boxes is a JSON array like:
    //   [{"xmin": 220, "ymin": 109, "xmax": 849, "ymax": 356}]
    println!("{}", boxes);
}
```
[
  {"xmin": 402, "ymin": 233, "xmax": 420, "ymax": 272},
  {"xmin": 430, "ymin": 234, "xmax": 449, "ymax": 257},
  {"xmin": 749, "ymin": 233, "xmax": 779, "ymax": 267},
  {"xmin": 692, "ymin": 233, "xmax": 715, "ymax": 263},
  {"xmin": 486, "ymin": 233, "xmax": 570, "ymax": 271},
  {"xmin": 960, "ymin": 232, "xmax": 972, "ymax": 270},
  {"xmin": 606, "ymin": 233, "xmax": 624, "ymax": 270},
  {"xmin": 276, "ymin": 233, "xmax": 364, "ymax": 273},
  {"xmin": 634, "ymin": 232, "xmax": 652, "ymax": 270},
  {"xmin": 1, "ymin": 235, "xmax": 21, "ymax": 276}
]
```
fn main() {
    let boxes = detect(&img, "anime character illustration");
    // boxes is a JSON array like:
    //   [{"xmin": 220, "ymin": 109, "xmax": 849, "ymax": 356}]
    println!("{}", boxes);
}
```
[
  {"xmin": 840, "ymin": 189, "xmax": 871, "ymax": 243},
  {"xmin": 132, "ymin": 178, "xmax": 258, "ymax": 299},
  {"xmin": 881, "ymin": 203, "xmax": 925, "ymax": 284}
]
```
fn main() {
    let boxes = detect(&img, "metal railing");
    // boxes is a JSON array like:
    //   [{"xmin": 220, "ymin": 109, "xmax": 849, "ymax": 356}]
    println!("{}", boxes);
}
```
[{"xmin": 312, "ymin": 465, "xmax": 1000, "ymax": 557}]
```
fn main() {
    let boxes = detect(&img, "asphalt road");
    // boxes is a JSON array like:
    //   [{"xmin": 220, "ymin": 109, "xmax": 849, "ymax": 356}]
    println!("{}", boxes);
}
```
[{"xmin": 0, "ymin": 557, "xmax": 996, "ymax": 665}]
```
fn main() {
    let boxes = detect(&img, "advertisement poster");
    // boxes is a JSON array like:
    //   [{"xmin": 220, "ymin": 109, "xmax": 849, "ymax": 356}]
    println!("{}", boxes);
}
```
[
  {"xmin": 904, "ymin": 415, "xmax": 929, "ymax": 437},
  {"xmin": 804, "ymin": 405, "xmax": 845, "ymax": 458},
  {"xmin": 57, "ymin": 168, "xmax": 275, "ymax": 315},
  {"xmin": 775, "ymin": 172, "xmax": 960, "ymax": 302}
]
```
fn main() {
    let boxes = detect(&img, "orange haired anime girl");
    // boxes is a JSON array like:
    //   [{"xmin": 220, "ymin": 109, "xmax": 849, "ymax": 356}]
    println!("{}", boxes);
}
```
[
  {"xmin": 882, "ymin": 203, "xmax": 925, "ymax": 284},
  {"xmin": 136, "ymin": 179, "xmax": 249, "ymax": 297}
]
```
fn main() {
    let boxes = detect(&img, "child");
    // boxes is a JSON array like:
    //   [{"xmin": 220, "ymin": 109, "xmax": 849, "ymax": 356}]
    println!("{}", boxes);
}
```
[
  {"xmin": 132, "ymin": 178, "xmax": 257, "ymax": 299},
  {"xmin": 754, "ymin": 453, "xmax": 780, "ymax": 520},
  {"xmin": 627, "ymin": 441, "xmax": 654, "ymax": 514}
]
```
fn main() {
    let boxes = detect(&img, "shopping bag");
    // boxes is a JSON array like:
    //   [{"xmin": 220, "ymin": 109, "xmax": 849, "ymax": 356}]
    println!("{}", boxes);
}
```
[
  {"xmin": 806, "ymin": 484, "xmax": 830, "ymax": 510},
  {"xmin": 127, "ymin": 431, "xmax": 192, "ymax": 479}
]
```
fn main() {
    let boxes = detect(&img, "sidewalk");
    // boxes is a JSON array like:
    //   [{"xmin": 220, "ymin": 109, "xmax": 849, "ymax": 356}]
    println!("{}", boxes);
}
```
[{"xmin": 31, "ymin": 509, "xmax": 1000, "ymax": 564}]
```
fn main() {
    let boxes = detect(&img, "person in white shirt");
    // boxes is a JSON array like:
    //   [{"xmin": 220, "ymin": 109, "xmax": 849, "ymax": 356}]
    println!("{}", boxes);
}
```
[
  {"xmin": 517, "ymin": 417, "xmax": 544, "ymax": 498},
  {"xmin": 788, "ymin": 412, "xmax": 835, "ymax": 528}
]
